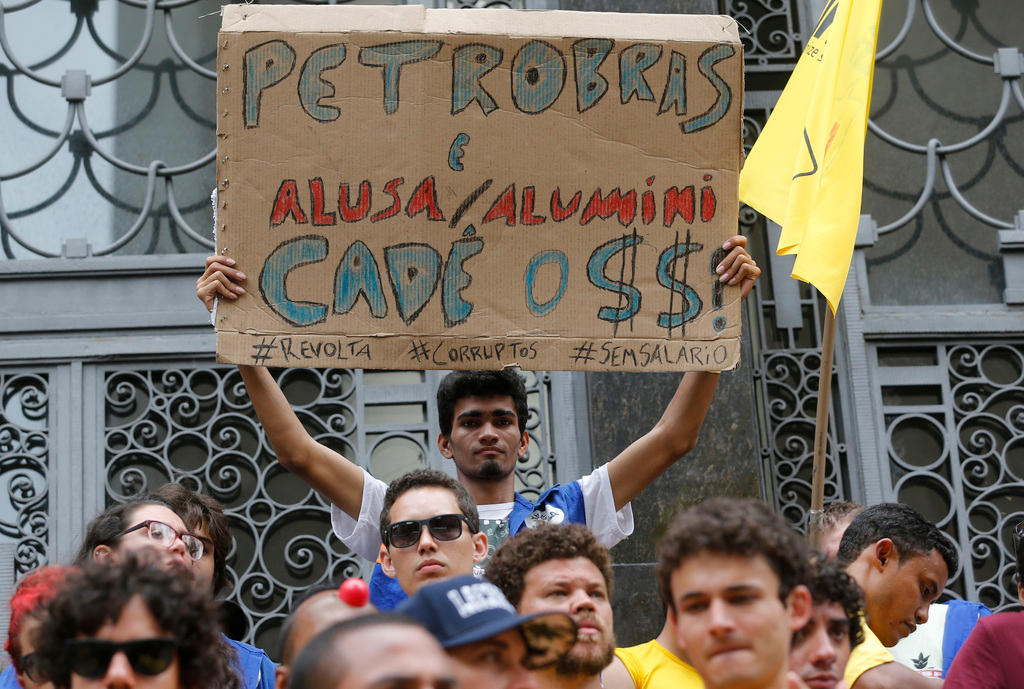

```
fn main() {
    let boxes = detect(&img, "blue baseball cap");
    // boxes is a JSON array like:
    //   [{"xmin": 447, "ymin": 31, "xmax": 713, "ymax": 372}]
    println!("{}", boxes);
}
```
[{"xmin": 398, "ymin": 575, "xmax": 576, "ymax": 669}]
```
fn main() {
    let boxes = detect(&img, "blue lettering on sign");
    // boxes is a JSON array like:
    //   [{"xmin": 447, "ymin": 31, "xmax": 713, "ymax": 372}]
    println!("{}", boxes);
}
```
[
  {"xmin": 244, "ymin": 40, "xmax": 296, "ymax": 128},
  {"xmin": 587, "ymin": 234, "xmax": 643, "ymax": 323},
  {"xmin": 682, "ymin": 43, "xmax": 735, "ymax": 133},
  {"xmin": 442, "ymin": 229, "xmax": 485, "ymax": 327},
  {"xmin": 657, "ymin": 51, "xmax": 687, "ymax": 116},
  {"xmin": 298, "ymin": 44, "xmax": 346, "ymax": 122},
  {"xmin": 384, "ymin": 242, "xmax": 442, "ymax": 325},
  {"xmin": 334, "ymin": 240, "xmax": 388, "ymax": 318},
  {"xmin": 656, "ymin": 240, "xmax": 702, "ymax": 330},
  {"xmin": 619, "ymin": 43, "xmax": 662, "ymax": 104},
  {"xmin": 452, "ymin": 43, "xmax": 503, "ymax": 116},
  {"xmin": 358, "ymin": 40, "xmax": 442, "ymax": 115},
  {"xmin": 572, "ymin": 38, "xmax": 613, "ymax": 113},
  {"xmin": 525, "ymin": 250, "xmax": 569, "ymax": 317},
  {"xmin": 259, "ymin": 235, "xmax": 329, "ymax": 326},
  {"xmin": 511, "ymin": 40, "xmax": 566, "ymax": 114}
]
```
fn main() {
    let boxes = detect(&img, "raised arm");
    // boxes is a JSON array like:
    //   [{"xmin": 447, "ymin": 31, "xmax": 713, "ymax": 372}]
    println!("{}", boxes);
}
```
[
  {"xmin": 604, "ymin": 235, "xmax": 760, "ymax": 510},
  {"xmin": 198, "ymin": 255, "xmax": 365, "ymax": 518}
]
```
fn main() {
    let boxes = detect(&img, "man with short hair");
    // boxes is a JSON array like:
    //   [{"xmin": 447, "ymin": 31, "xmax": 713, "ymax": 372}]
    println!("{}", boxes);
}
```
[
  {"xmin": 400, "ymin": 575, "xmax": 577, "ymax": 689},
  {"xmin": 656, "ymin": 498, "xmax": 812, "ymax": 689},
  {"xmin": 197, "ymin": 239, "xmax": 761, "ymax": 608},
  {"xmin": 486, "ymin": 523, "xmax": 617, "ymax": 689},
  {"xmin": 836, "ymin": 503, "xmax": 956, "ymax": 688},
  {"xmin": 820, "ymin": 501, "xmax": 865, "ymax": 561},
  {"xmin": 824, "ymin": 501, "xmax": 988, "ymax": 681},
  {"xmin": 789, "ymin": 559, "xmax": 864, "ymax": 689},
  {"xmin": 275, "ymin": 583, "xmax": 375, "ymax": 689},
  {"xmin": 378, "ymin": 469, "xmax": 488, "ymax": 597},
  {"xmin": 288, "ymin": 615, "xmax": 455, "ymax": 689},
  {"xmin": 941, "ymin": 522, "xmax": 1024, "ymax": 689}
]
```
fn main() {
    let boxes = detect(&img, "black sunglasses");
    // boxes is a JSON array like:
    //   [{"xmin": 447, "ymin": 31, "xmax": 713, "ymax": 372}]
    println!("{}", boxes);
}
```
[
  {"xmin": 64, "ymin": 638, "xmax": 178, "ymax": 679},
  {"xmin": 383, "ymin": 514, "xmax": 475, "ymax": 548},
  {"xmin": 20, "ymin": 652, "xmax": 45, "ymax": 683}
]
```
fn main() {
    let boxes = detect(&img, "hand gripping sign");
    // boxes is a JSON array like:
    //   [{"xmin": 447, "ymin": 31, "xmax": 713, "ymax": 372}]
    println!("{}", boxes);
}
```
[{"xmin": 215, "ymin": 5, "xmax": 744, "ymax": 372}]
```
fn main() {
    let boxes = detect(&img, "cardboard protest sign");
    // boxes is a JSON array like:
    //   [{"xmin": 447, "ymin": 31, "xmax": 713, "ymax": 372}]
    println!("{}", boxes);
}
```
[{"xmin": 215, "ymin": 5, "xmax": 744, "ymax": 372}]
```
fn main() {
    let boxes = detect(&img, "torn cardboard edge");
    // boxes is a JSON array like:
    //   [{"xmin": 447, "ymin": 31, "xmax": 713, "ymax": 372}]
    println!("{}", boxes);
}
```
[{"xmin": 220, "ymin": 4, "xmax": 739, "ymax": 44}]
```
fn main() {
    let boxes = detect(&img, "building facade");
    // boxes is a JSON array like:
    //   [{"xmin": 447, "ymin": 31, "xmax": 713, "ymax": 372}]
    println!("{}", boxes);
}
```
[{"xmin": 0, "ymin": 0, "xmax": 1021, "ymax": 652}]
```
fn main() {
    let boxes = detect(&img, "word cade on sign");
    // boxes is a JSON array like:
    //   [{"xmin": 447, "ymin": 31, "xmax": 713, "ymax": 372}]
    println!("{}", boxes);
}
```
[{"xmin": 215, "ymin": 5, "xmax": 745, "ymax": 372}]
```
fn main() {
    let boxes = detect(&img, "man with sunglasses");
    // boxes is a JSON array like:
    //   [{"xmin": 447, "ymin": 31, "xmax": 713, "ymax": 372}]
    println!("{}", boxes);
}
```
[
  {"xmin": 400, "ymin": 575, "xmax": 577, "ymax": 689},
  {"xmin": 378, "ymin": 469, "xmax": 487, "ymax": 596},
  {"xmin": 942, "ymin": 521, "xmax": 1024, "ymax": 689},
  {"xmin": 32, "ymin": 553, "xmax": 239, "ymax": 689}
]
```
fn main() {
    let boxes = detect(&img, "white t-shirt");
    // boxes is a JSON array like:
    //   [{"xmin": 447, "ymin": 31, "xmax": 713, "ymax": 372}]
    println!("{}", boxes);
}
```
[
  {"xmin": 890, "ymin": 603, "xmax": 947, "ymax": 679},
  {"xmin": 330, "ymin": 463, "xmax": 633, "ymax": 562}
]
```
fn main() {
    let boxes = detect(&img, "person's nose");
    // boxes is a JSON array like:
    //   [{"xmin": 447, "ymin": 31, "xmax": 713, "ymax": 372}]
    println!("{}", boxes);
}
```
[
  {"xmin": 807, "ymin": 627, "xmax": 838, "ymax": 668},
  {"xmin": 165, "ymin": 534, "xmax": 190, "ymax": 564},
  {"xmin": 416, "ymin": 524, "xmax": 440, "ymax": 554},
  {"xmin": 102, "ymin": 652, "xmax": 136, "ymax": 689},
  {"xmin": 567, "ymin": 589, "xmax": 596, "ymax": 615},
  {"xmin": 915, "ymin": 602, "xmax": 930, "ymax": 625},
  {"xmin": 479, "ymin": 420, "xmax": 499, "ymax": 444},
  {"xmin": 706, "ymin": 598, "xmax": 736, "ymax": 636}
]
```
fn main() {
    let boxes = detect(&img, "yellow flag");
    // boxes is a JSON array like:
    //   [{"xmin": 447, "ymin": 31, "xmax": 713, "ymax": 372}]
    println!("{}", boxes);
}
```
[{"xmin": 739, "ymin": 0, "xmax": 882, "ymax": 313}]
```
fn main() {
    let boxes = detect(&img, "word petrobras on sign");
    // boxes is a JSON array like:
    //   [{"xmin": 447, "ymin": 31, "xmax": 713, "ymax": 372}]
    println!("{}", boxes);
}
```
[{"xmin": 215, "ymin": 5, "xmax": 744, "ymax": 372}]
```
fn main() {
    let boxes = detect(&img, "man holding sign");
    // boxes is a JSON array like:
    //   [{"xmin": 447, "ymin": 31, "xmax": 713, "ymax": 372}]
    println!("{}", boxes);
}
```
[
  {"xmin": 197, "ymin": 235, "xmax": 757, "ymax": 608},
  {"xmin": 200, "ymin": 4, "xmax": 761, "ymax": 607}
]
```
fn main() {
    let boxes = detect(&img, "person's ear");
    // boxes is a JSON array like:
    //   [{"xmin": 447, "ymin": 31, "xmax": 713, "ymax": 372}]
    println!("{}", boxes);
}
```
[
  {"xmin": 92, "ymin": 544, "xmax": 114, "ymax": 562},
  {"xmin": 472, "ymin": 532, "xmax": 488, "ymax": 563},
  {"xmin": 379, "ymin": 543, "xmax": 397, "ymax": 579},
  {"xmin": 1017, "ymin": 580, "xmax": 1023, "ymax": 607},
  {"xmin": 274, "ymin": 665, "xmax": 289, "ymax": 689},
  {"xmin": 517, "ymin": 431, "xmax": 529, "ymax": 459},
  {"xmin": 666, "ymin": 605, "xmax": 687, "ymax": 652},
  {"xmin": 785, "ymin": 584, "xmax": 813, "ymax": 632},
  {"xmin": 438, "ymin": 433, "xmax": 454, "ymax": 459},
  {"xmin": 872, "ymin": 538, "xmax": 897, "ymax": 572}
]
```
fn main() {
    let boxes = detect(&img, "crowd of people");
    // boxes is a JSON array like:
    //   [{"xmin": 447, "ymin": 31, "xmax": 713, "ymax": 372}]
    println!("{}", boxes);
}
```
[
  {"xmin": 4, "ymin": 475, "xmax": 1019, "ymax": 689},
  {"xmin": 2, "ymin": 241, "xmax": 1019, "ymax": 689}
]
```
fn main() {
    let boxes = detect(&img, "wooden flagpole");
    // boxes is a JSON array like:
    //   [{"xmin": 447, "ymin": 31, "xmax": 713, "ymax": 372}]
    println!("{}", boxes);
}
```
[{"xmin": 807, "ymin": 305, "xmax": 837, "ymax": 551}]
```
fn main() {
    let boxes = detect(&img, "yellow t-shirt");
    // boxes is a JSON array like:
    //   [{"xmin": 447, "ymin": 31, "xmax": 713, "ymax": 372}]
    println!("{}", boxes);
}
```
[
  {"xmin": 614, "ymin": 640, "xmax": 704, "ymax": 689},
  {"xmin": 844, "ymin": 619, "xmax": 895, "ymax": 687}
]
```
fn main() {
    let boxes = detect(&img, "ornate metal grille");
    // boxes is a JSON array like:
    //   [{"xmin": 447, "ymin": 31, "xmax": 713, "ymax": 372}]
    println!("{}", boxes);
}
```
[
  {"xmin": 859, "ymin": 1, "xmax": 1023, "ymax": 306},
  {"xmin": 873, "ymin": 342, "xmax": 1024, "ymax": 610},
  {"xmin": 101, "ymin": 362, "xmax": 563, "ymax": 656},
  {"xmin": 724, "ymin": 0, "xmax": 802, "ymax": 74},
  {"xmin": 0, "ymin": 371, "xmax": 49, "ymax": 578}
]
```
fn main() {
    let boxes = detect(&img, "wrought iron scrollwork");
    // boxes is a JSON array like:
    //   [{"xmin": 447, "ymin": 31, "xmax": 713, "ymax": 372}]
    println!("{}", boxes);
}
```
[
  {"xmin": 0, "ymin": 373, "xmax": 49, "ymax": 577},
  {"xmin": 102, "ymin": 363, "xmax": 559, "ymax": 653},
  {"xmin": 880, "ymin": 342, "xmax": 1024, "ymax": 608}
]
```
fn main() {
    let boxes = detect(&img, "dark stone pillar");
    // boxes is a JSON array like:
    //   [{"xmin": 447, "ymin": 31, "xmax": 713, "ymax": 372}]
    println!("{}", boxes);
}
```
[{"xmin": 587, "ymin": 320, "xmax": 761, "ymax": 646}]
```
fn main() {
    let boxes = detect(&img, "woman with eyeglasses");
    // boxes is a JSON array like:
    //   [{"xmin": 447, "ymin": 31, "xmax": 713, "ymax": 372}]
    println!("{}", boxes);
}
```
[
  {"xmin": 31, "ymin": 553, "xmax": 238, "ymax": 689},
  {"xmin": 73, "ymin": 497, "xmax": 206, "ymax": 571},
  {"xmin": 2, "ymin": 567, "xmax": 68, "ymax": 689}
]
